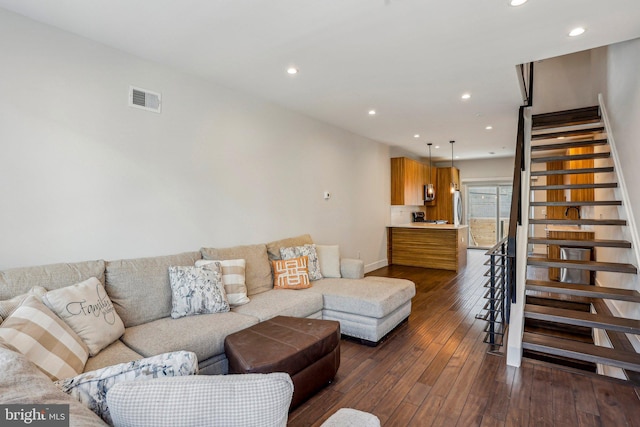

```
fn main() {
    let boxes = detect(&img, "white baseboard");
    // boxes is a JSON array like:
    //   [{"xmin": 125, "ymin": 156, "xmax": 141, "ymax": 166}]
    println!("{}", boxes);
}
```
[{"xmin": 365, "ymin": 259, "xmax": 388, "ymax": 273}]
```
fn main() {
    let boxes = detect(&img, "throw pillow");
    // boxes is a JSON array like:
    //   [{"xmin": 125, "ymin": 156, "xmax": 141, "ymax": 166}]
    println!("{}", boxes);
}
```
[
  {"xmin": 55, "ymin": 350, "xmax": 198, "ymax": 425},
  {"xmin": 42, "ymin": 277, "xmax": 125, "ymax": 357},
  {"xmin": 195, "ymin": 259, "xmax": 250, "ymax": 307},
  {"xmin": 272, "ymin": 256, "xmax": 311, "ymax": 290},
  {"xmin": 0, "ymin": 295, "xmax": 89, "ymax": 380},
  {"xmin": 315, "ymin": 245, "xmax": 342, "ymax": 278},
  {"xmin": 0, "ymin": 286, "xmax": 47, "ymax": 320},
  {"xmin": 168, "ymin": 264, "xmax": 230, "ymax": 319},
  {"xmin": 280, "ymin": 244, "xmax": 323, "ymax": 281}
]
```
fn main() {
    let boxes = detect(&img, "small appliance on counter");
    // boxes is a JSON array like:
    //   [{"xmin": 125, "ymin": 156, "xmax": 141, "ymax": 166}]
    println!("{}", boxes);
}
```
[
  {"xmin": 412, "ymin": 212, "xmax": 426, "ymax": 222},
  {"xmin": 412, "ymin": 212, "xmax": 448, "ymax": 224}
]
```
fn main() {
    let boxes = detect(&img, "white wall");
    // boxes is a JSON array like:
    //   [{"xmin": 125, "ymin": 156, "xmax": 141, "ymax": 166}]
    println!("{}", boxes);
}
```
[
  {"xmin": 532, "ymin": 47, "xmax": 607, "ymax": 115},
  {"xmin": 596, "ymin": 37, "xmax": 640, "ymax": 328},
  {"xmin": 0, "ymin": 9, "xmax": 391, "ymax": 271}
]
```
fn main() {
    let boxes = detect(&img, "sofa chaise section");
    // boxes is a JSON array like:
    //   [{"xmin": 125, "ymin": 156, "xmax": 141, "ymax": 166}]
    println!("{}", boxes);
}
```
[{"xmin": 307, "ymin": 277, "xmax": 416, "ymax": 344}]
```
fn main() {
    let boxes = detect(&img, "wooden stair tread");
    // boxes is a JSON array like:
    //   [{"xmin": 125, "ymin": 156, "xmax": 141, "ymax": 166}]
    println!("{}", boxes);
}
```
[
  {"xmin": 530, "ymin": 200, "xmax": 622, "ymax": 207},
  {"xmin": 531, "ymin": 138, "xmax": 608, "ymax": 151},
  {"xmin": 529, "ymin": 218, "xmax": 626, "ymax": 226},
  {"xmin": 591, "ymin": 299, "xmax": 640, "ymax": 383},
  {"xmin": 531, "ymin": 127, "xmax": 605, "ymax": 141},
  {"xmin": 532, "ymin": 106, "xmax": 601, "ymax": 129},
  {"xmin": 527, "ymin": 258, "xmax": 637, "ymax": 274},
  {"xmin": 528, "ymin": 237, "xmax": 631, "ymax": 248},
  {"xmin": 524, "ymin": 304, "xmax": 640, "ymax": 334},
  {"xmin": 531, "ymin": 166, "xmax": 614, "ymax": 176},
  {"xmin": 526, "ymin": 280, "xmax": 640, "ymax": 303},
  {"xmin": 522, "ymin": 332, "xmax": 640, "ymax": 372},
  {"xmin": 530, "ymin": 183, "xmax": 618, "ymax": 191},
  {"xmin": 531, "ymin": 152, "xmax": 611, "ymax": 163}
]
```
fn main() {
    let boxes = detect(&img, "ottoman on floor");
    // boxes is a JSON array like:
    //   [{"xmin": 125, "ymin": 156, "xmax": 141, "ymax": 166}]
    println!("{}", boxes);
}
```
[{"xmin": 224, "ymin": 316, "xmax": 340, "ymax": 409}]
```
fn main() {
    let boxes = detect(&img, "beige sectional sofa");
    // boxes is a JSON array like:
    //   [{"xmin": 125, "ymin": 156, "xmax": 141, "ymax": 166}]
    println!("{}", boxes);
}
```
[{"xmin": 0, "ymin": 234, "xmax": 414, "ymax": 425}]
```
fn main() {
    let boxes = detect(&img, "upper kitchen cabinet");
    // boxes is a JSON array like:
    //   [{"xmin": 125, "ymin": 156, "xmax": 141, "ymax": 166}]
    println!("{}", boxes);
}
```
[{"xmin": 391, "ymin": 157, "xmax": 429, "ymax": 206}]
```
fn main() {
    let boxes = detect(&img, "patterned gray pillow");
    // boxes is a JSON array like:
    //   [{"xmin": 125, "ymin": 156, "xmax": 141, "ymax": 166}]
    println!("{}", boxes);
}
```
[
  {"xmin": 280, "ymin": 244, "xmax": 323, "ymax": 281},
  {"xmin": 168, "ymin": 264, "xmax": 229, "ymax": 318},
  {"xmin": 55, "ymin": 351, "xmax": 198, "ymax": 425}
]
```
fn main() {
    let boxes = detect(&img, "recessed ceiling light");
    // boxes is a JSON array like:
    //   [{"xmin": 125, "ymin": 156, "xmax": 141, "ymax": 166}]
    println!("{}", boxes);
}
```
[
  {"xmin": 509, "ymin": 0, "xmax": 528, "ymax": 6},
  {"xmin": 455, "ymin": 156, "xmax": 460, "ymax": 159},
  {"xmin": 435, "ymin": 145, "xmax": 440, "ymax": 149},
  {"xmin": 414, "ymin": 134, "xmax": 420, "ymax": 138},
  {"xmin": 368, "ymin": 110, "xmax": 376, "ymax": 116},
  {"xmin": 461, "ymin": 93, "xmax": 471, "ymax": 100},
  {"xmin": 485, "ymin": 126, "xmax": 493, "ymax": 130},
  {"xmin": 286, "ymin": 67, "xmax": 299, "ymax": 75},
  {"xmin": 569, "ymin": 27, "xmax": 586, "ymax": 37}
]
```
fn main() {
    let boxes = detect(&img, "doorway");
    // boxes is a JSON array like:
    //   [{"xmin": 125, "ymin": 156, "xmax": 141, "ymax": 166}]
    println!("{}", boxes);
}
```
[{"xmin": 466, "ymin": 184, "xmax": 513, "ymax": 249}]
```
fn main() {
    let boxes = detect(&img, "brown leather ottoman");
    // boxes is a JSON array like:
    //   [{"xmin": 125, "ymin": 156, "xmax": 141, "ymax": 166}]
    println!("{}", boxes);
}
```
[{"xmin": 224, "ymin": 316, "xmax": 340, "ymax": 409}]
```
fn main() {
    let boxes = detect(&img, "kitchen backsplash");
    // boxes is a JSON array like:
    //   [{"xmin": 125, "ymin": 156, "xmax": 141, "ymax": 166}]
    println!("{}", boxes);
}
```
[{"xmin": 390, "ymin": 205, "xmax": 426, "ymax": 225}]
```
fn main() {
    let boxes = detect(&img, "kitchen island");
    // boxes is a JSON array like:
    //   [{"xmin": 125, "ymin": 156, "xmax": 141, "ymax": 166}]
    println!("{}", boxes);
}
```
[{"xmin": 387, "ymin": 224, "xmax": 468, "ymax": 271}]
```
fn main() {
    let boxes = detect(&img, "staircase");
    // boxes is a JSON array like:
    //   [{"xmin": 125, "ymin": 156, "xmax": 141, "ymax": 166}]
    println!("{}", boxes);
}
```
[{"xmin": 521, "ymin": 106, "xmax": 640, "ymax": 381}]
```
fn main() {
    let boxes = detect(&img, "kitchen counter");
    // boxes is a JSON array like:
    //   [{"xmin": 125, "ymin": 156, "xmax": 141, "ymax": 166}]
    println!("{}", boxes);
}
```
[
  {"xmin": 387, "ymin": 225, "xmax": 468, "ymax": 271},
  {"xmin": 391, "ymin": 223, "xmax": 469, "ymax": 230}
]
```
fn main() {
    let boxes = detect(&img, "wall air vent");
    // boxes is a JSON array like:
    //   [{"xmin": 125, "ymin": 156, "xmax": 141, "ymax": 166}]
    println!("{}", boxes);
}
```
[{"xmin": 128, "ymin": 86, "xmax": 161, "ymax": 113}]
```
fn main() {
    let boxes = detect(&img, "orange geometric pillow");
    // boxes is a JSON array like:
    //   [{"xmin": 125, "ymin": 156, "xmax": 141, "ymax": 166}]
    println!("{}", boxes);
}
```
[{"xmin": 272, "ymin": 256, "xmax": 311, "ymax": 289}]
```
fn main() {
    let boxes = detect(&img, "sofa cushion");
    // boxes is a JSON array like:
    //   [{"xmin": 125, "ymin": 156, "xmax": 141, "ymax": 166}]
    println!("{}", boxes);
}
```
[
  {"xmin": 84, "ymin": 340, "xmax": 143, "ymax": 373},
  {"xmin": 280, "ymin": 244, "xmax": 323, "ymax": 281},
  {"xmin": 272, "ymin": 257, "xmax": 311, "ymax": 290},
  {"xmin": 231, "ymin": 289, "xmax": 323, "ymax": 321},
  {"xmin": 315, "ymin": 245, "xmax": 341, "ymax": 278},
  {"xmin": 42, "ymin": 277, "xmax": 125, "ymax": 356},
  {"xmin": 121, "ymin": 312, "xmax": 259, "ymax": 362},
  {"xmin": 196, "ymin": 259, "xmax": 250, "ymax": 307},
  {"xmin": 107, "ymin": 373, "xmax": 293, "ymax": 427},
  {"xmin": 169, "ymin": 264, "xmax": 229, "ymax": 319},
  {"xmin": 0, "ymin": 285, "xmax": 47, "ymax": 320},
  {"xmin": 266, "ymin": 234, "xmax": 314, "ymax": 261},
  {"xmin": 0, "ymin": 344, "xmax": 108, "ymax": 427},
  {"xmin": 307, "ymin": 277, "xmax": 416, "ymax": 318},
  {"xmin": 0, "ymin": 296, "xmax": 89, "ymax": 381},
  {"xmin": 201, "ymin": 244, "xmax": 272, "ymax": 296},
  {"xmin": 55, "ymin": 351, "xmax": 198, "ymax": 426},
  {"xmin": 0, "ymin": 259, "xmax": 106, "ymax": 300},
  {"xmin": 105, "ymin": 252, "xmax": 202, "ymax": 327}
]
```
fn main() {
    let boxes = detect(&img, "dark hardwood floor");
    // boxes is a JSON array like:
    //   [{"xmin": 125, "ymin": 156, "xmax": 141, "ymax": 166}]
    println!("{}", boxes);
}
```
[{"xmin": 288, "ymin": 250, "xmax": 640, "ymax": 426}]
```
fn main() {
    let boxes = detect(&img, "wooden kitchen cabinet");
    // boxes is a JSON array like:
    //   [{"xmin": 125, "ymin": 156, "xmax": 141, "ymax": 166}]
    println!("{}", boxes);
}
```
[
  {"xmin": 387, "ymin": 225, "xmax": 468, "ymax": 271},
  {"xmin": 425, "ymin": 167, "xmax": 459, "ymax": 222},
  {"xmin": 391, "ymin": 157, "xmax": 429, "ymax": 206}
]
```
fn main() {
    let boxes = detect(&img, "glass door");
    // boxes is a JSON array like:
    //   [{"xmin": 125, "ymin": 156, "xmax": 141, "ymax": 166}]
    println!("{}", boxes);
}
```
[{"xmin": 467, "ymin": 184, "xmax": 513, "ymax": 249}]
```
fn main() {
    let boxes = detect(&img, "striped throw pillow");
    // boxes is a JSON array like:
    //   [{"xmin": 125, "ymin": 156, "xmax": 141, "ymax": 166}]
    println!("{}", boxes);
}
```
[
  {"xmin": 0, "ymin": 295, "xmax": 89, "ymax": 380},
  {"xmin": 272, "ymin": 256, "xmax": 311, "ymax": 289},
  {"xmin": 196, "ymin": 259, "xmax": 250, "ymax": 306}
]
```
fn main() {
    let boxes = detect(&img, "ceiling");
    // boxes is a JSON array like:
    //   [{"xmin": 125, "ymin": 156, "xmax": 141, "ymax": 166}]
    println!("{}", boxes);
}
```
[{"xmin": 1, "ymin": 0, "xmax": 640, "ymax": 161}]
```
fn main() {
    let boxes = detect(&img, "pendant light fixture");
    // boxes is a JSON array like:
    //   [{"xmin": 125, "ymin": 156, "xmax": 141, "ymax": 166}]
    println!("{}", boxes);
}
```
[
  {"xmin": 450, "ymin": 140, "xmax": 456, "ymax": 194},
  {"xmin": 425, "ymin": 143, "xmax": 435, "ymax": 202}
]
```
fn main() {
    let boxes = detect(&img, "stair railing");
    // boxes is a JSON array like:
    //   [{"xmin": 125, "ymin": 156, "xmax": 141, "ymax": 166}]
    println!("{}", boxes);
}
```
[
  {"xmin": 482, "ymin": 61, "xmax": 533, "ymax": 365},
  {"xmin": 504, "ymin": 101, "xmax": 533, "ymax": 368},
  {"xmin": 478, "ymin": 103, "xmax": 527, "ymax": 348},
  {"xmin": 478, "ymin": 236, "xmax": 510, "ymax": 347}
]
